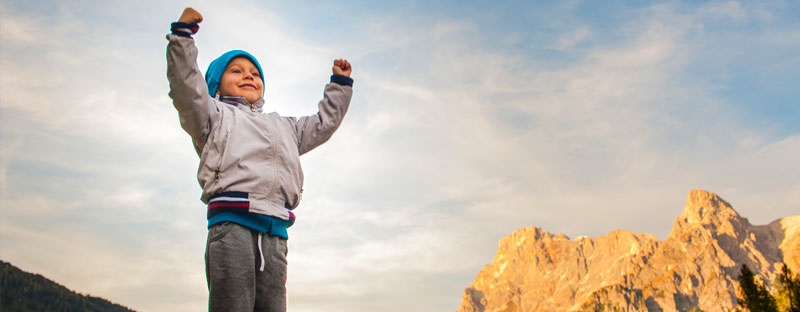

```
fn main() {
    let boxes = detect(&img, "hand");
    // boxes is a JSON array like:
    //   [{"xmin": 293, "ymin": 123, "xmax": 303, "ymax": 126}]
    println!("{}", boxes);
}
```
[
  {"xmin": 332, "ymin": 59, "xmax": 352, "ymax": 77},
  {"xmin": 179, "ymin": 7, "xmax": 203, "ymax": 24}
]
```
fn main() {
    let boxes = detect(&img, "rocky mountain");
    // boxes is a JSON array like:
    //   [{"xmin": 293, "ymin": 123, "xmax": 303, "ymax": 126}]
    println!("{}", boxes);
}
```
[{"xmin": 458, "ymin": 190, "xmax": 800, "ymax": 312}]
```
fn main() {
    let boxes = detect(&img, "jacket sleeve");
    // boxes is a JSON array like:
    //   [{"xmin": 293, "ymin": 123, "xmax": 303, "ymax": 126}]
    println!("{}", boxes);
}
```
[
  {"xmin": 166, "ymin": 33, "xmax": 217, "ymax": 155},
  {"xmin": 290, "ymin": 77, "xmax": 353, "ymax": 155}
]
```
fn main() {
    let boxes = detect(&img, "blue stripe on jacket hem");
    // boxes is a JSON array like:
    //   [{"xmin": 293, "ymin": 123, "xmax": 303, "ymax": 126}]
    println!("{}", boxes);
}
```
[{"xmin": 207, "ymin": 191, "xmax": 250, "ymax": 219}]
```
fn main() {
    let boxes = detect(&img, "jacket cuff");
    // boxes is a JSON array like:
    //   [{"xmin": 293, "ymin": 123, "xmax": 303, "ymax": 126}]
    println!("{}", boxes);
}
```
[
  {"xmin": 330, "ymin": 74, "xmax": 354, "ymax": 86},
  {"xmin": 170, "ymin": 22, "xmax": 199, "ymax": 38}
]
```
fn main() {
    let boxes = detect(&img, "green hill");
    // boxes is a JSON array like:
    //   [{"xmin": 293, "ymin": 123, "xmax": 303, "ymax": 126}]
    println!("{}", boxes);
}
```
[{"xmin": 0, "ymin": 260, "xmax": 135, "ymax": 312}]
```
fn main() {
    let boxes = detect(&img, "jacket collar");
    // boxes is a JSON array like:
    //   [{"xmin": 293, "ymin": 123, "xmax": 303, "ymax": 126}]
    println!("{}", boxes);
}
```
[{"xmin": 219, "ymin": 96, "xmax": 265, "ymax": 113}]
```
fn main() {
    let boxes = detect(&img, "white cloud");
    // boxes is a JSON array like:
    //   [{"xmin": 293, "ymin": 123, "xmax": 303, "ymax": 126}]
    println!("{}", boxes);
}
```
[
  {"xmin": 698, "ymin": 0, "xmax": 776, "ymax": 22},
  {"xmin": 554, "ymin": 26, "xmax": 591, "ymax": 50},
  {"xmin": 0, "ymin": 16, "xmax": 41, "ymax": 44}
]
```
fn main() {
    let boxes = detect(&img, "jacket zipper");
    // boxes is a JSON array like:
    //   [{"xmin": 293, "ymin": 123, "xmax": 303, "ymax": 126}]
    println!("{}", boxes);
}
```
[
  {"xmin": 215, "ymin": 118, "xmax": 234, "ymax": 181},
  {"xmin": 264, "ymin": 115, "xmax": 279, "ymax": 198}
]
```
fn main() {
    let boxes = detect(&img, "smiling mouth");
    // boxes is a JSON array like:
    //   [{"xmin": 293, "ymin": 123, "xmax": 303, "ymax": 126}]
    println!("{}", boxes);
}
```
[{"xmin": 239, "ymin": 84, "xmax": 257, "ymax": 89}]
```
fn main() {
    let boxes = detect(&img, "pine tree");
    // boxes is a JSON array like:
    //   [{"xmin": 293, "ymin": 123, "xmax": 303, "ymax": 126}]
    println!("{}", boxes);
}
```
[
  {"xmin": 775, "ymin": 263, "xmax": 800, "ymax": 312},
  {"xmin": 737, "ymin": 264, "xmax": 778, "ymax": 312}
]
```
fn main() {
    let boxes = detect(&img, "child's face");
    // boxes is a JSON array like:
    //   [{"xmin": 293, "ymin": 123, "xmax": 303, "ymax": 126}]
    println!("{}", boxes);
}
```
[{"xmin": 217, "ymin": 56, "xmax": 263, "ymax": 104}]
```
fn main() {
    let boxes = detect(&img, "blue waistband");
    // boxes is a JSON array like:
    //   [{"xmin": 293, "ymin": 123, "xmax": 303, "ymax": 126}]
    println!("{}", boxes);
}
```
[{"xmin": 208, "ymin": 212, "xmax": 290, "ymax": 239}]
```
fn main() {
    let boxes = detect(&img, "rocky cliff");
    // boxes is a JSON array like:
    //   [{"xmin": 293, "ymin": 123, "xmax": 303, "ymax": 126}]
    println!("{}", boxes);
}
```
[{"xmin": 458, "ymin": 190, "xmax": 800, "ymax": 312}]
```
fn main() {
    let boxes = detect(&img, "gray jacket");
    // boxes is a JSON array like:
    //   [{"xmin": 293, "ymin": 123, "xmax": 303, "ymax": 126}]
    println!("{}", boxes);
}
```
[{"xmin": 166, "ymin": 34, "xmax": 352, "ymax": 221}]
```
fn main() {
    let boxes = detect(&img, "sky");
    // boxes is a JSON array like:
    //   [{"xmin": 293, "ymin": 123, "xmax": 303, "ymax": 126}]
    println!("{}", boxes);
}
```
[{"xmin": 1, "ymin": 0, "xmax": 798, "ymax": 311}]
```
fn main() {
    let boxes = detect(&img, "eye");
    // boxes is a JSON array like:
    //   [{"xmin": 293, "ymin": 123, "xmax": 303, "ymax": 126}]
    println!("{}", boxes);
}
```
[
  {"xmin": 252, "ymin": 72, "xmax": 261, "ymax": 78},
  {"xmin": 231, "ymin": 69, "xmax": 242, "ymax": 73}
]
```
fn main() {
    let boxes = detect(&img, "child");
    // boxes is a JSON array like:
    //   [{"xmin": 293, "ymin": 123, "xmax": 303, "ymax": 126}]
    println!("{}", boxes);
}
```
[{"xmin": 166, "ymin": 7, "xmax": 353, "ymax": 312}]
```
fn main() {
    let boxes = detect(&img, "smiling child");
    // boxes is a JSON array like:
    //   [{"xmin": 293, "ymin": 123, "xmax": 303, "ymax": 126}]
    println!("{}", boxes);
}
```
[{"xmin": 166, "ymin": 7, "xmax": 353, "ymax": 312}]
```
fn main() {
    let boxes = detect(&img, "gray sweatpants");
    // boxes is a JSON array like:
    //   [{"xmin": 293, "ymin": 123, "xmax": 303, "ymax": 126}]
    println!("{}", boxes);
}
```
[{"xmin": 205, "ymin": 222, "xmax": 288, "ymax": 312}]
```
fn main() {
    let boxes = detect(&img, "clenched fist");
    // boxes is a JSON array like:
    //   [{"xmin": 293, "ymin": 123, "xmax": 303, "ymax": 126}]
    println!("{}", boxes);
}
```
[
  {"xmin": 179, "ymin": 7, "xmax": 203, "ymax": 24},
  {"xmin": 332, "ymin": 59, "xmax": 352, "ymax": 77}
]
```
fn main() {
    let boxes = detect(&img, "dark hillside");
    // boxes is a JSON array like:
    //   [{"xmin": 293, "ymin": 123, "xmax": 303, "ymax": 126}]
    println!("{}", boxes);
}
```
[{"xmin": 0, "ymin": 260, "xmax": 135, "ymax": 312}]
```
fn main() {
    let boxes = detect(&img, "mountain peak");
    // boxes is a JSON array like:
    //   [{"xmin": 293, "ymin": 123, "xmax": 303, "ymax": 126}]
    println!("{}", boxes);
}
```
[
  {"xmin": 681, "ymin": 189, "xmax": 739, "ymax": 223},
  {"xmin": 668, "ymin": 190, "xmax": 751, "ymax": 246},
  {"xmin": 459, "ymin": 190, "xmax": 799, "ymax": 312},
  {"xmin": 671, "ymin": 189, "xmax": 745, "ymax": 234}
]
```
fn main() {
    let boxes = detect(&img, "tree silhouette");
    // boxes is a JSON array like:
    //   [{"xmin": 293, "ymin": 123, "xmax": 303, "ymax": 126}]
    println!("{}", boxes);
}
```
[
  {"xmin": 737, "ymin": 264, "xmax": 778, "ymax": 312},
  {"xmin": 776, "ymin": 263, "xmax": 800, "ymax": 312}
]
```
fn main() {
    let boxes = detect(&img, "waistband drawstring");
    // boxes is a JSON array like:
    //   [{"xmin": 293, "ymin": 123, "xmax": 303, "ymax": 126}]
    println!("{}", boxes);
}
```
[{"xmin": 257, "ymin": 232, "xmax": 265, "ymax": 272}]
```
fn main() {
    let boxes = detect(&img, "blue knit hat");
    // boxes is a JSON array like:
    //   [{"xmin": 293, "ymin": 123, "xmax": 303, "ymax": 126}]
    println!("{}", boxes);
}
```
[{"xmin": 205, "ymin": 50, "xmax": 265, "ymax": 98}]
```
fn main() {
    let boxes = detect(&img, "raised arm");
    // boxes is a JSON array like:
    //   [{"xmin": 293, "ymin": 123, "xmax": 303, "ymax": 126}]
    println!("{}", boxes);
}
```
[
  {"xmin": 292, "ymin": 60, "xmax": 354, "ymax": 155},
  {"xmin": 166, "ymin": 8, "xmax": 216, "ymax": 154}
]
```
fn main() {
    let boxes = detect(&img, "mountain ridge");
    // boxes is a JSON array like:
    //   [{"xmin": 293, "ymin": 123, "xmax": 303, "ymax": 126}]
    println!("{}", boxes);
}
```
[
  {"xmin": 0, "ymin": 259, "xmax": 135, "ymax": 312},
  {"xmin": 458, "ymin": 189, "xmax": 800, "ymax": 312}
]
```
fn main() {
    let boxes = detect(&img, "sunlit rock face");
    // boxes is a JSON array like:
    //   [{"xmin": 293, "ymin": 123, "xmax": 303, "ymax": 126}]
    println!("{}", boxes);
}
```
[{"xmin": 459, "ymin": 190, "xmax": 800, "ymax": 312}]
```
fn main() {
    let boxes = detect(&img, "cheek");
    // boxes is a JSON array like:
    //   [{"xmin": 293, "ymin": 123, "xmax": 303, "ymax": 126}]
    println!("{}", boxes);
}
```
[
  {"xmin": 220, "ymin": 77, "xmax": 233, "ymax": 88},
  {"xmin": 218, "ymin": 76, "xmax": 240, "ymax": 95}
]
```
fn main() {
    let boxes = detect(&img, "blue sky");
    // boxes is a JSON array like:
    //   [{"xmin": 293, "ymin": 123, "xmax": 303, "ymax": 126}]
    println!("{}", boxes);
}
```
[{"xmin": 1, "ymin": 0, "xmax": 798, "ymax": 311}]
